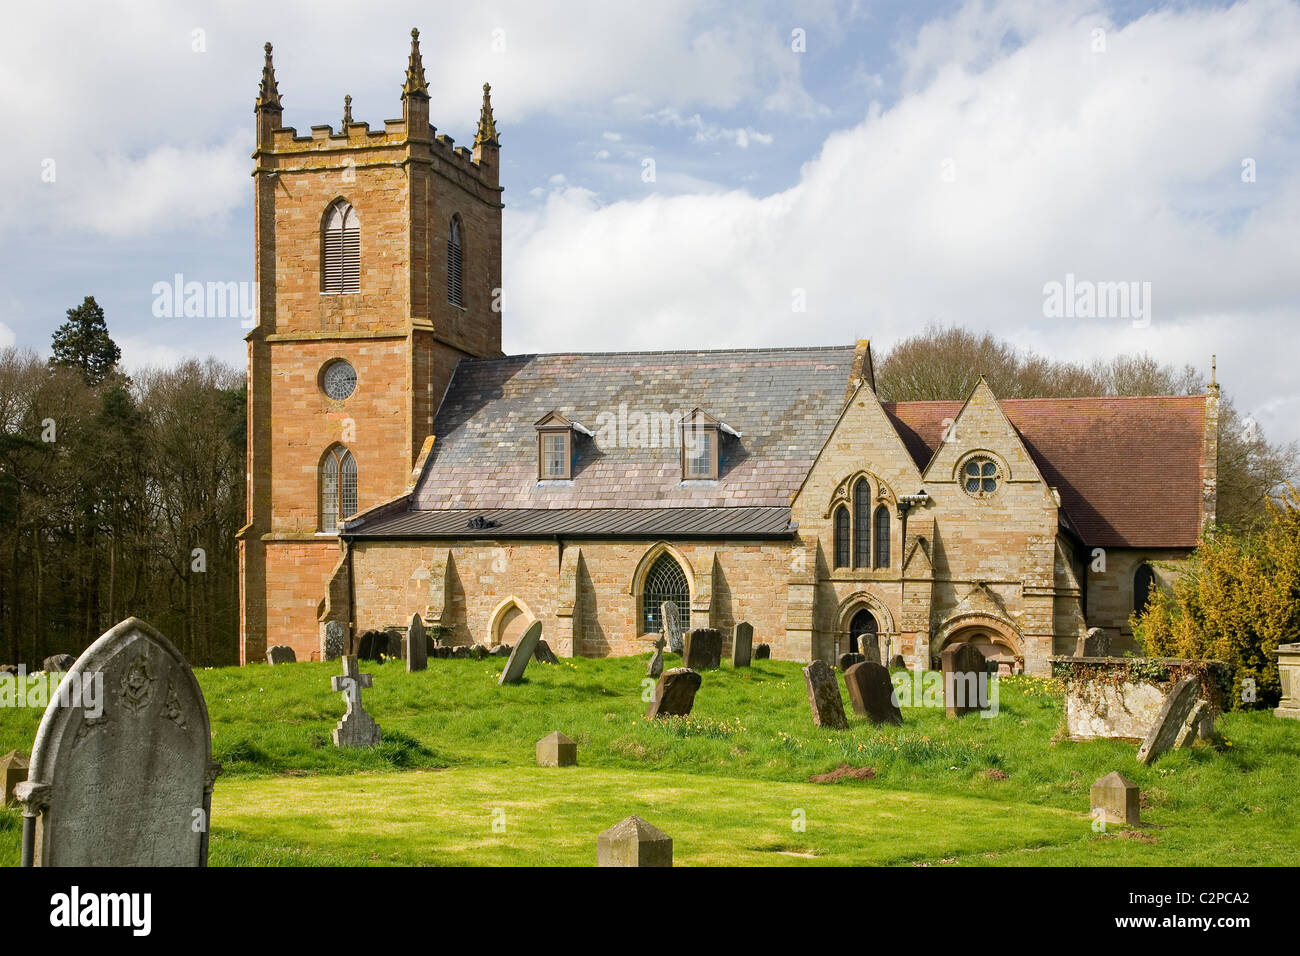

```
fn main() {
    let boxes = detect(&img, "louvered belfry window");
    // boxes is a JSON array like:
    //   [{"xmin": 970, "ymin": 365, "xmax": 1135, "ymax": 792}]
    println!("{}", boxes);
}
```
[
  {"xmin": 448, "ymin": 216, "xmax": 464, "ymax": 306},
  {"xmin": 322, "ymin": 200, "xmax": 360, "ymax": 294}
]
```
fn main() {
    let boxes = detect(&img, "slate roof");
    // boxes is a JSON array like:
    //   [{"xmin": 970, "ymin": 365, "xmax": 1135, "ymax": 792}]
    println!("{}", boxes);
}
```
[
  {"xmin": 344, "ymin": 505, "xmax": 794, "ymax": 539},
  {"xmin": 883, "ymin": 395, "xmax": 1208, "ymax": 548}
]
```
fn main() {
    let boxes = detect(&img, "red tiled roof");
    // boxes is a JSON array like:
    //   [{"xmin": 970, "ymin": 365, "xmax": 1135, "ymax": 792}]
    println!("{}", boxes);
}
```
[{"xmin": 883, "ymin": 395, "xmax": 1208, "ymax": 549}]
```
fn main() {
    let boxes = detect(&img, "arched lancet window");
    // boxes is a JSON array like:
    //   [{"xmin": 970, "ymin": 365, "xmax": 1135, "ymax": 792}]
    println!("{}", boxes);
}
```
[
  {"xmin": 833, "ymin": 506, "xmax": 850, "ymax": 569},
  {"xmin": 322, "ymin": 200, "xmax": 360, "ymax": 294},
  {"xmin": 448, "ymin": 216, "xmax": 464, "ymax": 306},
  {"xmin": 641, "ymin": 552, "xmax": 690, "ymax": 635},
  {"xmin": 874, "ymin": 505, "xmax": 891, "ymax": 569},
  {"xmin": 320, "ymin": 445, "xmax": 357, "ymax": 533},
  {"xmin": 1134, "ymin": 563, "xmax": 1155, "ymax": 614},
  {"xmin": 853, "ymin": 480, "xmax": 871, "ymax": 568}
]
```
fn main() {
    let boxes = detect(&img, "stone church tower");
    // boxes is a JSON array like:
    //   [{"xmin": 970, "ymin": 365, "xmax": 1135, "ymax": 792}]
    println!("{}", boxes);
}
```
[{"xmin": 238, "ymin": 31, "xmax": 503, "ymax": 663}]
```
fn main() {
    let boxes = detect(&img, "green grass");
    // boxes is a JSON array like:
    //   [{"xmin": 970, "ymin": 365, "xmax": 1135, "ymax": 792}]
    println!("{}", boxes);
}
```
[{"xmin": 2, "ymin": 656, "xmax": 1298, "ymax": 865}]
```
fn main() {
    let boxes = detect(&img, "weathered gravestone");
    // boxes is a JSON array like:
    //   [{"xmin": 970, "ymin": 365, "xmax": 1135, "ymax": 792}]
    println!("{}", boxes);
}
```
[
  {"xmin": 645, "ymin": 668, "xmax": 701, "ymax": 719},
  {"xmin": 888, "ymin": 654, "xmax": 906, "ymax": 669},
  {"xmin": 451, "ymin": 645, "xmax": 472, "ymax": 659},
  {"xmin": 266, "ymin": 645, "xmax": 296, "ymax": 665},
  {"xmin": 470, "ymin": 643, "xmax": 489, "ymax": 660},
  {"xmin": 331, "ymin": 656, "xmax": 381, "ymax": 748},
  {"xmin": 2, "ymin": 750, "xmax": 29, "ymax": 806},
  {"xmin": 357, "ymin": 630, "xmax": 387, "ymax": 661},
  {"xmin": 385, "ymin": 630, "xmax": 404, "ymax": 661},
  {"xmin": 754, "ymin": 644, "xmax": 771, "ymax": 660},
  {"xmin": 42, "ymin": 654, "xmax": 75, "ymax": 673},
  {"xmin": 499, "ymin": 621, "xmax": 543, "ymax": 685},
  {"xmin": 533, "ymin": 640, "xmax": 559, "ymax": 664},
  {"xmin": 843, "ymin": 661, "xmax": 903, "ymax": 726},
  {"xmin": 731, "ymin": 622, "xmax": 753, "ymax": 668},
  {"xmin": 647, "ymin": 635, "xmax": 666, "ymax": 679},
  {"xmin": 1136, "ymin": 676, "xmax": 1202, "ymax": 765},
  {"xmin": 837, "ymin": 652, "xmax": 866, "ymax": 672},
  {"xmin": 322, "ymin": 620, "xmax": 346, "ymax": 661},
  {"xmin": 405, "ymin": 613, "xmax": 427, "ymax": 672},
  {"xmin": 941, "ymin": 642, "xmax": 987, "ymax": 717},
  {"xmin": 660, "ymin": 601, "xmax": 684, "ymax": 654},
  {"xmin": 536, "ymin": 731, "xmax": 577, "ymax": 767},
  {"xmin": 1174, "ymin": 700, "xmax": 1206, "ymax": 749},
  {"xmin": 14, "ymin": 617, "xmax": 220, "ymax": 866},
  {"xmin": 597, "ymin": 815, "xmax": 672, "ymax": 867},
  {"xmin": 489, "ymin": 643, "xmax": 512, "ymax": 658},
  {"xmin": 802, "ymin": 659, "xmax": 849, "ymax": 730},
  {"xmin": 1090, "ymin": 771, "xmax": 1140, "ymax": 826},
  {"xmin": 1276, "ymin": 642, "xmax": 1300, "ymax": 720},
  {"xmin": 682, "ymin": 628, "xmax": 722, "ymax": 670},
  {"xmin": 1074, "ymin": 626, "xmax": 1111, "ymax": 658}
]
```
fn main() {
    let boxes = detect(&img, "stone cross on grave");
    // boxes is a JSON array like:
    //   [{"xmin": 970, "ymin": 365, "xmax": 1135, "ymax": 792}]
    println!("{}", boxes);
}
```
[{"xmin": 331, "ymin": 655, "xmax": 381, "ymax": 748}]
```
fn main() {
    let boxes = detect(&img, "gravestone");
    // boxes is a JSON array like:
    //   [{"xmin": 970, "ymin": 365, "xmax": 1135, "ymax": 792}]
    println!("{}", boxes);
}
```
[
  {"xmin": 1136, "ymin": 676, "xmax": 1201, "ymax": 765},
  {"xmin": 1090, "ymin": 771, "xmax": 1140, "ymax": 826},
  {"xmin": 941, "ymin": 642, "xmax": 987, "ymax": 717},
  {"xmin": 597, "ymin": 815, "xmax": 672, "ymax": 867},
  {"xmin": 754, "ymin": 644, "xmax": 771, "ymax": 660},
  {"xmin": 431, "ymin": 645, "xmax": 453, "ymax": 659},
  {"xmin": 536, "ymin": 731, "xmax": 577, "ymax": 767},
  {"xmin": 14, "ymin": 617, "xmax": 220, "ymax": 866},
  {"xmin": 859, "ymin": 635, "xmax": 882, "ymax": 664},
  {"xmin": 533, "ymin": 640, "xmax": 559, "ymax": 665},
  {"xmin": 2, "ymin": 750, "xmax": 28, "ymax": 806},
  {"xmin": 1276, "ymin": 642, "xmax": 1300, "ymax": 720},
  {"xmin": 682, "ymin": 628, "xmax": 722, "ymax": 670},
  {"xmin": 498, "ymin": 621, "xmax": 543, "ymax": 685},
  {"xmin": 837, "ymin": 652, "xmax": 866, "ymax": 671},
  {"xmin": 42, "ymin": 654, "xmax": 75, "ymax": 673},
  {"xmin": 660, "ymin": 601, "xmax": 684, "ymax": 654},
  {"xmin": 470, "ymin": 644, "xmax": 489, "ymax": 660},
  {"xmin": 645, "ymin": 668, "xmax": 701, "ymax": 719},
  {"xmin": 731, "ymin": 622, "xmax": 753, "ymax": 668},
  {"xmin": 489, "ymin": 644, "xmax": 512, "ymax": 658},
  {"xmin": 405, "ymin": 613, "xmax": 427, "ymax": 672},
  {"xmin": 331, "ymin": 656, "xmax": 381, "ymax": 748},
  {"xmin": 802, "ymin": 659, "xmax": 849, "ymax": 730},
  {"xmin": 266, "ymin": 645, "xmax": 296, "ymax": 665},
  {"xmin": 357, "ymin": 630, "xmax": 386, "ymax": 661},
  {"xmin": 888, "ymin": 654, "xmax": 906, "ymax": 669},
  {"xmin": 385, "ymin": 630, "xmax": 404, "ymax": 661},
  {"xmin": 1074, "ymin": 627, "xmax": 1111, "ymax": 658},
  {"xmin": 1174, "ymin": 700, "xmax": 1207, "ymax": 749},
  {"xmin": 322, "ymin": 621, "xmax": 346, "ymax": 661},
  {"xmin": 843, "ymin": 661, "xmax": 903, "ymax": 726},
  {"xmin": 647, "ymin": 636, "xmax": 666, "ymax": 679},
  {"xmin": 451, "ymin": 645, "xmax": 472, "ymax": 659}
]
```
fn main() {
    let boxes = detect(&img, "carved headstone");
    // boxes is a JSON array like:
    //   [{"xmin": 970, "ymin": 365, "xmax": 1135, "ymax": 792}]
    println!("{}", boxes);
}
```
[
  {"xmin": 843, "ymin": 661, "xmax": 903, "ymax": 725},
  {"xmin": 647, "ymin": 636, "xmax": 666, "ymax": 679},
  {"xmin": 42, "ymin": 654, "xmax": 75, "ymax": 673},
  {"xmin": 1090, "ymin": 771, "xmax": 1140, "ymax": 825},
  {"xmin": 645, "ymin": 668, "xmax": 701, "ymax": 719},
  {"xmin": 536, "ymin": 731, "xmax": 577, "ymax": 767},
  {"xmin": 802, "ymin": 659, "xmax": 849, "ymax": 730},
  {"xmin": 322, "ymin": 621, "xmax": 346, "ymax": 661},
  {"xmin": 731, "ymin": 622, "xmax": 753, "ymax": 668},
  {"xmin": 14, "ymin": 617, "xmax": 220, "ymax": 866},
  {"xmin": 837, "ymin": 652, "xmax": 866, "ymax": 671},
  {"xmin": 266, "ymin": 645, "xmax": 296, "ymax": 665},
  {"xmin": 941, "ymin": 642, "xmax": 987, "ymax": 717},
  {"xmin": 405, "ymin": 613, "xmax": 427, "ymax": 672},
  {"xmin": 1174, "ymin": 699, "xmax": 1207, "ymax": 749},
  {"xmin": 533, "ymin": 640, "xmax": 559, "ymax": 664},
  {"xmin": 1075, "ymin": 627, "xmax": 1112, "ymax": 658},
  {"xmin": 660, "ymin": 601, "xmax": 684, "ymax": 655},
  {"xmin": 331, "ymin": 656, "xmax": 381, "ymax": 748},
  {"xmin": 754, "ymin": 644, "xmax": 771, "ymax": 660},
  {"xmin": 597, "ymin": 815, "xmax": 672, "ymax": 867},
  {"xmin": 499, "ymin": 621, "xmax": 543, "ymax": 685},
  {"xmin": 1, "ymin": 750, "xmax": 29, "ymax": 806},
  {"xmin": 682, "ymin": 628, "xmax": 722, "ymax": 670},
  {"xmin": 1136, "ymin": 676, "xmax": 1201, "ymax": 765}
]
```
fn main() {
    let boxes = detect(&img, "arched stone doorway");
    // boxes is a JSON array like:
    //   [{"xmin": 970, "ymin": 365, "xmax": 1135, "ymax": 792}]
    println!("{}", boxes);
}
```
[
  {"xmin": 489, "ymin": 597, "xmax": 534, "ymax": 648},
  {"xmin": 848, "ymin": 608, "xmax": 879, "ymax": 657},
  {"xmin": 937, "ymin": 622, "xmax": 1022, "ymax": 673}
]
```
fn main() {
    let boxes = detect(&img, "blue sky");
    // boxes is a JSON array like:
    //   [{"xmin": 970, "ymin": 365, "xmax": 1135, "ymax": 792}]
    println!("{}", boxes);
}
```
[{"xmin": 2, "ymin": 0, "xmax": 1298, "ymax": 444}]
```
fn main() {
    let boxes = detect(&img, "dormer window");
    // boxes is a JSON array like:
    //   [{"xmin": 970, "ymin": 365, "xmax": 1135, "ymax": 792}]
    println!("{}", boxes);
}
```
[
  {"xmin": 679, "ymin": 408, "xmax": 738, "ymax": 481},
  {"xmin": 535, "ymin": 411, "xmax": 591, "ymax": 481}
]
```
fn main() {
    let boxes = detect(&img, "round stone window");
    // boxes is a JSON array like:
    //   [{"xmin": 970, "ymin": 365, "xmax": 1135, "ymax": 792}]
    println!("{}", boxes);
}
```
[
  {"xmin": 961, "ymin": 456, "xmax": 1000, "ymax": 498},
  {"xmin": 322, "ymin": 360, "xmax": 357, "ymax": 401}
]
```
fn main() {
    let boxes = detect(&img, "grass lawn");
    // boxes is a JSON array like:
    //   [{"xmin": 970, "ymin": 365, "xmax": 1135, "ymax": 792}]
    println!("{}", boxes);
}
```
[{"xmin": 1, "ymin": 655, "xmax": 1297, "ymax": 866}]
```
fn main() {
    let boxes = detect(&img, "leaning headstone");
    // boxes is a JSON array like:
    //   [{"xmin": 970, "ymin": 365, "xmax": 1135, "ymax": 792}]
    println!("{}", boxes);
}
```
[
  {"xmin": 941, "ymin": 642, "xmax": 987, "ymax": 717},
  {"xmin": 802, "ymin": 659, "xmax": 849, "ymax": 730},
  {"xmin": 1090, "ymin": 771, "xmax": 1140, "ymax": 826},
  {"xmin": 647, "ymin": 636, "xmax": 666, "ymax": 679},
  {"xmin": 14, "ymin": 617, "xmax": 220, "ymax": 866},
  {"xmin": 661, "ymin": 601, "xmax": 684, "ymax": 654},
  {"xmin": 843, "ymin": 661, "xmax": 903, "ymax": 726},
  {"xmin": 837, "ymin": 652, "xmax": 866, "ymax": 671},
  {"xmin": 42, "ymin": 654, "xmax": 75, "ymax": 673},
  {"xmin": 1136, "ymin": 676, "xmax": 1201, "ymax": 765},
  {"xmin": 2, "ymin": 750, "xmax": 29, "ymax": 807},
  {"xmin": 536, "ymin": 731, "xmax": 577, "ymax": 767},
  {"xmin": 533, "ymin": 640, "xmax": 559, "ymax": 665},
  {"xmin": 1174, "ymin": 700, "xmax": 1207, "ymax": 749},
  {"xmin": 1075, "ymin": 626, "xmax": 1111, "ymax": 658},
  {"xmin": 499, "ymin": 621, "xmax": 543, "ymax": 685},
  {"xmin": 645, "ymin": 668, "xmax": 701, "ymax": 718},
  {"xmin": 597, "ymin": 815, "xmax": 672, "ymax": 867},
  {"xmin": 682, "ymin": 628, "xmax": 722, "ymax": 670},
  {"xmin": 331, "ymin": 656, "xmax": 380, "ymax": 748},
  {"xmin": 405, "ymin": 613, "xmax": 427, "ymax": 672},
  {"xmin": 322, "ymin": 620, "xmax": 346, "ymax": 661},
  {"xmin": 266, "ymin": 645, "xmax": 296, "ymax": 665},
  {"xmin": 731, "ymin": 622, "xmax": 753, "ymax": 668},
  {"xmin": 754, "ymin": 644, "xmax": 771, "ymax": 660}
]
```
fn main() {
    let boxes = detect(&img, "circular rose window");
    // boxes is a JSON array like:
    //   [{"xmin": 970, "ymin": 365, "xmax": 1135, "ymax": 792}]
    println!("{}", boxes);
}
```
[
  {"xmin": 962, "ymin": 456, "xmax": 1000, "ymax": 497},
  {"xmin": 322, "ymin": 360, "xmax": 357, "ymax": 401}
]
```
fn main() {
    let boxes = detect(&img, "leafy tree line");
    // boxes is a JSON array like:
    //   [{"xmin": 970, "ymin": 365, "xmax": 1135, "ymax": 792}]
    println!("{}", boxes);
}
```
[{"xmin": 0, "ymin": 297, "xmax": 244, "ymax": 667}]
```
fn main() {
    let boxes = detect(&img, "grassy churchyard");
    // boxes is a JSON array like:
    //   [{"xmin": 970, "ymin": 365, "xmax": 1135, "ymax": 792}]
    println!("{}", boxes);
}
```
[{"xmin": 2, "ymin": 655, "xmax": 1297, "ymax": 867}]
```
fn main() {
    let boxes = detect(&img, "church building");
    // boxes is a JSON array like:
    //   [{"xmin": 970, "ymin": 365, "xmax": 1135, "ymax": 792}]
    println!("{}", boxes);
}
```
[{"xmin": 238, "ymin": 31, "xmax": 1219, "ymax": 675}]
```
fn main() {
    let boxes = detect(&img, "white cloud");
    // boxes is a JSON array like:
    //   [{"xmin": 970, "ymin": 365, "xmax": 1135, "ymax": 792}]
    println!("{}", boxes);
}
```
[{"xmin": 651, "ymin": 108, "xmax": 774, "ymax": 148}]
